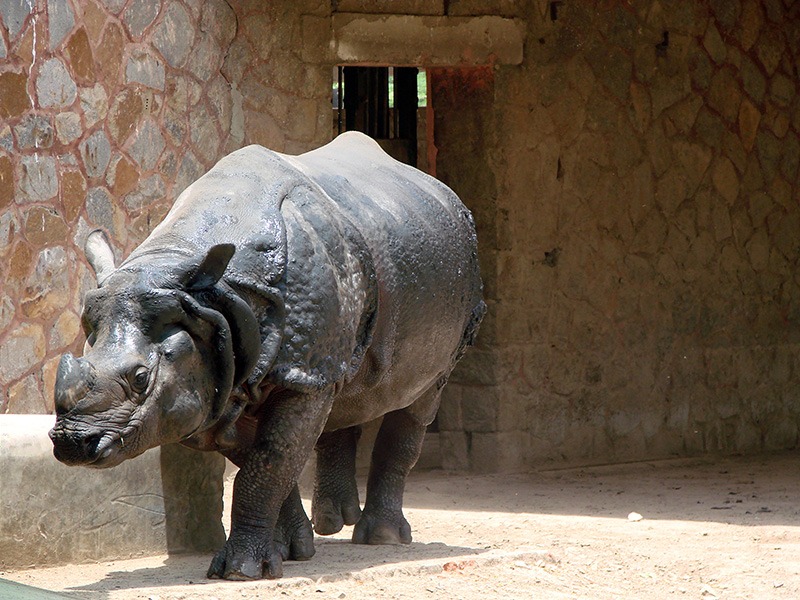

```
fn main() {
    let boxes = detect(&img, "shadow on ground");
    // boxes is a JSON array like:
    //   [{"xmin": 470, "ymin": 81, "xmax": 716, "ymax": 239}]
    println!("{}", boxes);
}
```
[{"xmin": 63, "ymin": 539, "xmax": 482, "ymax": 598}]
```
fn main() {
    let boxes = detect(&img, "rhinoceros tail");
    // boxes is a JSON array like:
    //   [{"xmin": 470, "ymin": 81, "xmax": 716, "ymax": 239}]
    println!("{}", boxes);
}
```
[
  {"xmin": 467, "ymin": 300, "xmax": 487, "ymax": 347},
  {"xmin": 454, "ymin": 299, "xmax": 486, "ymax": 364}
]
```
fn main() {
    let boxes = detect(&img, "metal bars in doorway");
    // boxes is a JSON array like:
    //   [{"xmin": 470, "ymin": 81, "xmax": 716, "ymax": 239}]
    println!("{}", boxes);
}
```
[{"xmin": 334, "ymin": 66, "xmax": 421, "ymax": 166}]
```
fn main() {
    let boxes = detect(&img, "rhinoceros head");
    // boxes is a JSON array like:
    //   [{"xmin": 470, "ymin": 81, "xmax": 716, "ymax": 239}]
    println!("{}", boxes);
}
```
[{"xmin": 50, "ymin": 230, "xmax": 259, "ymax": 468}]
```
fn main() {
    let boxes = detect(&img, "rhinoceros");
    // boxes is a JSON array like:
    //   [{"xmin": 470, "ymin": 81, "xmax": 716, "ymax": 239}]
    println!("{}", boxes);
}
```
[{"xmin": 49, "ymin": 131, "xmax": 484, "ymax": 580}]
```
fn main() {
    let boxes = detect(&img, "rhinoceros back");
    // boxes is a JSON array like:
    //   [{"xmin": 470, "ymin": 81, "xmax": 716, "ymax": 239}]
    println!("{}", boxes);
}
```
[{"xmin": 289, "ymin": 132, "xmax": 483, "ymax": 420}]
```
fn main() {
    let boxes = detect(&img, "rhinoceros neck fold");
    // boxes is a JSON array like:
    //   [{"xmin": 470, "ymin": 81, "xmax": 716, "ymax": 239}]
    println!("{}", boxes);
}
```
[{"xmin": 190, "ymin": 283, "xmax": 262, "ymax": 391}]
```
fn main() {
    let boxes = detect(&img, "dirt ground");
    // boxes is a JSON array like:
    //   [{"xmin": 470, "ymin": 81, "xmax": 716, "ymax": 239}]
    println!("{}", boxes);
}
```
[{"xmin": 4, "ymin": 452, "xmax": 799, "ymax": 599}]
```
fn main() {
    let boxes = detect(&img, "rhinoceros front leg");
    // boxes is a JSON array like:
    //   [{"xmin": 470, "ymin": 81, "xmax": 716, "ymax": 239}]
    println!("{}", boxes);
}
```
[
  {"xmin": 219, "ymin": 457, "xmax": 315, "ymax": 565},
  {"xmin": 352, "ymin": 393, "xmax": 438, "ymax": 545},
  {"xmin": 312, "ymin": 426, "xmax": 362, "ymax": 535},
  {"xmin": 209, "ymin": 390, "xmax": 333, "ymax": 580}
]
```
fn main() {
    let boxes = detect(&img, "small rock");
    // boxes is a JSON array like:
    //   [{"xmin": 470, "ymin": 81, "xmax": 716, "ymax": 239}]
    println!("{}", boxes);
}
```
[
  {"xmin": 700, "ymin": 583, "xmax": 718, "ymax": 597},
  {"xmin": 442, "ymin": 559, "xmax": 477, "ymax": 572},
  {"xmin": 627, "ymin": 512, "xmax": 644, "ymax": 522}
]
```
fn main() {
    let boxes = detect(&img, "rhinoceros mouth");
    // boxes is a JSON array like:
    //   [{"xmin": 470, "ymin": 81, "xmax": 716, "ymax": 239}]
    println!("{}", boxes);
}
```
[
  {"xmin": 90, "ymin": 432, "xmax": 122, "ymax": 464},
  {"xmin": 85, "ymin": 425, "xmax": 142, "ymax": 468},
  {"xmin": 51, "ymin": 422, "xmax": 142, "ymax": 468}
]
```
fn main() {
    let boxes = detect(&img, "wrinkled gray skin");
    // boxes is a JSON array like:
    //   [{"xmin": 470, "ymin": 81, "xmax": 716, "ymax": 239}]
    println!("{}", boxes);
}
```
[{"xmin": 50, "ymin": 132, "xmax": 484, "ymax": 580}]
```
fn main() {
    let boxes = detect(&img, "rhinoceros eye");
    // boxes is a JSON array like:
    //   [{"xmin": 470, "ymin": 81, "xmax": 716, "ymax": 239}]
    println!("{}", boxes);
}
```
[{"xmin": 130, "ymin": 366, "xmax": 149, "ymax": 394}]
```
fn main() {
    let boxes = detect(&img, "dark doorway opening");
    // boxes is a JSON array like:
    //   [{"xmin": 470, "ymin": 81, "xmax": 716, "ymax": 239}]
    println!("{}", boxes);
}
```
[{"xmin": 333, "ymin": 66, "xmax": 430, "ymax": 172}]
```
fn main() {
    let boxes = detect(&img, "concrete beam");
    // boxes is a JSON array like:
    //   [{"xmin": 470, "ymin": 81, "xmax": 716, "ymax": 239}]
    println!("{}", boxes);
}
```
[
  {"xmin": 332, "ymin": 13, "xmax": 525, "ymax": 66},
  {"xmin": 0, "ymin": 415, "xmax": 225, "ymax": 569},
  {"xmin": 335, "ymin": 1, "xmax": 445, "ymax": 16}
]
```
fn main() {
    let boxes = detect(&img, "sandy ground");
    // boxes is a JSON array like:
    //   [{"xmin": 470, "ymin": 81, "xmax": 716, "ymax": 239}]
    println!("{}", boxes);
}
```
[{"xmin": 3, "ymin": 452, "xmax": 799, "ymax": 599}]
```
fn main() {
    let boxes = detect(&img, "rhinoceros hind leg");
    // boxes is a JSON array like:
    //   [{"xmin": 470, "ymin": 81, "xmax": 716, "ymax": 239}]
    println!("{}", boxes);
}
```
[
  {"xmin": 312, "ymin": 426, "xmax": 363, "ymax": 535},
  {"xmin": 274, "ymin": 484, "xmax": 316, "ymax": 561},
  {"xmin": 352, "ymin": 394, "xmax": 438, "ymax": 545}
]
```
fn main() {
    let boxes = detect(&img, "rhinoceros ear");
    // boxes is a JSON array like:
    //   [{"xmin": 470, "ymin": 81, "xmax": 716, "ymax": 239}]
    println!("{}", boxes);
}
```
[
  {"xmin": 84, "ymin": 230, "xmax": 116, "ymax": 286},
  {"xmin": 184, "ymin": 243, "xmax": 236, "ymax": 290}
]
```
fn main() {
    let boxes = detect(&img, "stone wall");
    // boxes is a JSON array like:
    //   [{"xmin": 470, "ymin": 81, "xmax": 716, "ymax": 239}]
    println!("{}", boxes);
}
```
[
  {"xmin": 0, "ymin": 0, "xmax": 241, "ymax": 412},
  {"xmin": 0, "ymin": 0, "xmax": 339, "ymax": 414},
  {"xmin": 2, "ymin": 0, "xmax": 799, "ymax": 473},
  {"xmin": 220, "ymin": 1, "xmax": 333, "ymax": 154},
  {"xmin": 434, "ymin": 0, "xmax": 800, "ymax": 470}
]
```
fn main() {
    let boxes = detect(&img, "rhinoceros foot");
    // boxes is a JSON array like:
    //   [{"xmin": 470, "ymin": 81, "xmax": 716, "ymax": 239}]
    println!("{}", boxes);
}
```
[
  {"xmin": 274, "ymin": 528, "xmax": 315, "ymax": 562},
  {"xmin": 312, "ymin": 494, "xmax": 362, "ymax": 535},
  {"xmin": 207, "ymin": 538, "xmax": 282, "ymax": 580},
  {"xmin": 274, "ymin": 486, "xmax": 316, "ymax": 561},
  {"xmin": 312, "ymin": 426, "xmax": 363, "ymax": 535},
  {"xmin": 352, "ymin": 510, "xmax": 412, "ymax": 545}
]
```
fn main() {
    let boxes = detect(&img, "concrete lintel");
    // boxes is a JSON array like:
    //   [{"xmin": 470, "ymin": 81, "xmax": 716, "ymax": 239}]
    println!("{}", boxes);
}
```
[
  {"xmin": 335, "ymin": 0, "xmax": 445, "ymax": 16},
  {"xmin": 0, "ymin": 415, "xmax": 225, "ymax": 569},
  {"xmin": 332, "ymin": 13, "xmax": 525, "ymax": 66}
]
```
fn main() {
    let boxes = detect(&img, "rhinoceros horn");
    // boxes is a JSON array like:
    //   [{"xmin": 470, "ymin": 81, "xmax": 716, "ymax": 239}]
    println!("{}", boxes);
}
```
[{"xmin": 54, "ymin": 353, "xmax": 96, "ymax": 414}]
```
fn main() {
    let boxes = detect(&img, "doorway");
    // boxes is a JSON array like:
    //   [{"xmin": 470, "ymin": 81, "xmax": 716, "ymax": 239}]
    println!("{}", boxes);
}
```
[
  {"xmin": 329, "ymin": 65, "xmax": 497, "ymax": 468},
  {"xmin": 332, "ymin": 66, "xmax": 430, "ymax": 173}
]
